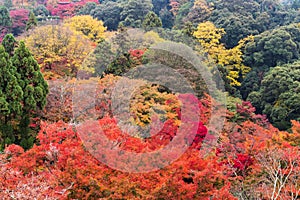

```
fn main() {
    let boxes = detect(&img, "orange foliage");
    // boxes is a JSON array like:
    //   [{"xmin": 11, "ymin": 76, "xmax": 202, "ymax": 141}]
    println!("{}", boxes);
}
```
[{"xmin": 0, "ymin": 118, "xmax": 236, "ymax": 199}]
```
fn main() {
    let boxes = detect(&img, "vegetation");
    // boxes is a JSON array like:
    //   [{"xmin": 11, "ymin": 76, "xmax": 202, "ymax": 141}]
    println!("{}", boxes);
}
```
[{"xmin": 0, "ymin": 0, "xmax": 300, "ymax": 199}]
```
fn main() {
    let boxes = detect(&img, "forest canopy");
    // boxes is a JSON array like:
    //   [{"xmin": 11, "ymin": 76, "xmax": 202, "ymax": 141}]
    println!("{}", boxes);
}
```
[{"xmin": 0, "ymin": 0, "xmax": 300, "ymax": 199}]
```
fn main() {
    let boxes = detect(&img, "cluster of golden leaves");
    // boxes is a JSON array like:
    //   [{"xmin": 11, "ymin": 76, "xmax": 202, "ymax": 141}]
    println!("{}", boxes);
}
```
[
  {"xmin": 193, "ymin": 21, "xmax": 253, "ymax": 86},
  {"xmin": 22, "ymin": 15, "xmax": 106, "ymax": 79}
]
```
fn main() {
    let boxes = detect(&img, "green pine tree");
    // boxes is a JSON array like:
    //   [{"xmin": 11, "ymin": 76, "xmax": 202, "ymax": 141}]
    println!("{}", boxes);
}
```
[
  {"xmin": 0, "ymin": 45, "xmax": 23, "ymax": 150},
  {"xmin": 11, "ymin": 41, "xmax": 48, "ymax": 113},
  {"xmin": 0, "ymin": 6, "xmax": 12, "ymax": 34},
  {"xmin": 2, "ymin": 34, "xmax": 16, "ymax": 56},
  {"xmin": 25, "ymin": 12, "xmax": 38, "ymax": 31},
  {"xmin": 0, "ymin": 36, "xmax": 48, "ymax": 150},
  {"xmin": 142, "ymin": 11, "xmax": 162, "ymax": 31}
]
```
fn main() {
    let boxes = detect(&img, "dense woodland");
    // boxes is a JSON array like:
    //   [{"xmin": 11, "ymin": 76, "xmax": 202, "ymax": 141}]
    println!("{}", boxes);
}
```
[{"xmin": 1, "ymin": 0, "xmax": 300, "ymax": 199}]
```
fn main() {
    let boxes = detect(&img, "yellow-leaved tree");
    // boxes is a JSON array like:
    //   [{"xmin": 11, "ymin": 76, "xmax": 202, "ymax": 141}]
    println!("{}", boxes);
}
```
[
  {"xmin": 63, "ymin": 15, "xmax": 107, "ymax": 43},
  {"xmin": 193, "ymin": 21, "xmax": 252, "ymax": 86},
  {"xmin": 22, "ymin": 25, "xmax": 95, "ymax": 79}
]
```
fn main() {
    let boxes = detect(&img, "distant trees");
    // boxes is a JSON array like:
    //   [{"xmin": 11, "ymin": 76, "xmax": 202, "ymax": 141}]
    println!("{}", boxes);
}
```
[
  {"xmin": 25, "ymin": 12, "xmax": 37, "ymax": 31},
  {"xmin": 193, "ymin": 21, "xmax": 251, "ymax": 87},
  {"xmin": 120, "ymin": 0, "xmax": 153, "ymax": 28},
  {"xmin": 77, "ymin": 2, "xmax": 97, "ymax": 15},
  {"xmin": 64, "ymin": 15, "xmax": 106, "ymax": 43},
  {"xmin": 142, "ymin": 11, "xmax": 162, "ymax": 31},
  {"xmin": 9, "ymin": 8, "xmax": 29, "ymax": 36},
  {"xmin": 46, "ymin": 0, "xmax": 99, "ymax": 19},
  {"xmin": 183, "ymin": 0, "xmax": 213, "ymax": 25},
  {"xmin": 33, "ymin": 5, "xmax": 49, "ymax": 17},
  {"xmin": 207, "ymin": 0, "xmax": 300, "ymax": 48},
  {"xmin": 241, "ymin": 23, "xmax": 300, "ymax": 99},
  {"xmin": 90, "ymin": 1, "xmax": 122, "ymax": 30},
  {"xmin": 0, "ymin": 6, "xmax": 12, "ymax": 40},
  {"xmin": 173, "ymin": 1, "xmax": 193, "ymax": 28},
  {"xmin": 23, "ymin": 24, "xmax": 94, "ymax": 79},
  {"xmin": 248, "ymin": 61, "xmax": 300, "ymax": 130},
  {"xmin": 243, "ymin": 24, "xmax": 300, "ymax": 70}
]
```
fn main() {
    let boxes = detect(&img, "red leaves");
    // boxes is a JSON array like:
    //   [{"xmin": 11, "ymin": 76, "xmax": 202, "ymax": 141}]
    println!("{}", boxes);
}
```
[
  {"xmin": 235, "ymin": 101, "xmax": 269, "ymax": 127},
  {"xmin": 2, "ymin": 75, "xmax": 300, "ymax": 198},
  {"xmin": 233, "ymin": 154, "xmax": 253, "ymax": 171},
  {"xmin": 9, "ymin": 9, "xmax": 29, "ymax": 35},
  {"xmin": 47, "ymin": 0, "xmax": 98, "ymax": 18},
  {"xmin": 0, "ymin": 111, "xmax": 232, "ymax": 199},
  {"xmin": 4, "ymin": 144, "xmax": 24, "ymax": 157},
  {"xmin": 129, "ymin": 49, "xmax": 145, "ymax": 58}
]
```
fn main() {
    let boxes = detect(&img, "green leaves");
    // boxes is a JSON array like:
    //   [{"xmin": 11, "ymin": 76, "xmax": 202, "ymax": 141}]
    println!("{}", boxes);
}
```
[
  {"xmin": 244, "ymin": 24, "xmax": 300, "ymax": 70},
  {"xmin": 0, "ymin": 6, "xmax": 12, "ymax": 28},
  {"xmin": 2, "ymin": 34, "xmax": 16, "ymax": 56},
  {"xmin": 248, "ymin": 61, "xmax": 300, "ymax": 130},
  {"xmin": 0, "ymin": 35, "xmax": 48, "ymax": 149},
  {"xmin": 12, "ymin": 41, "xmax": 48, "ymax": 112},
  {"xmin": 25, "ymin": 11, "xmax": 37, "ymax": 31},
  {"xmin": 120, "ymin": 0, "xmax": 153, "ymax": 28},
  {"xmin": 142, "ymin": 11, "xmax": 162, "ymax": 31}
]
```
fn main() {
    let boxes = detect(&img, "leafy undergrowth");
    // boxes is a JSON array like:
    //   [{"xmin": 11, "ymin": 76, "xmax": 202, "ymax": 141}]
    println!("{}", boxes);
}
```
[{"xmin": 1, "ymin": 93, "xmax": 300, "ymax": 199}]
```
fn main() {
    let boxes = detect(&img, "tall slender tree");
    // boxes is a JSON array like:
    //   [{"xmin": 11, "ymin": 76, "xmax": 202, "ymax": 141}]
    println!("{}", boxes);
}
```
[
  {"xmin": 2, "ymin": 33, "xmax": 16, "ymax": 56},
  {"xmin": 0, "ymin": 6, "xmax": 12, "ymax": 38},
  {"xmin": 25, "ymin": 11, "xmax": 37, "ymax": 31},
  {"xmin": 0, "ymin": 35, "xmax": 48, "ymax": 150},
  {"xmin": 142, "ymin": 11, "xmax": 162, "ymax": 31}
]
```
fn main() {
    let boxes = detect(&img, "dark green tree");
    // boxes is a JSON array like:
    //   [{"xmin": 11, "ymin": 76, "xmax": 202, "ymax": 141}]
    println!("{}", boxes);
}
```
[
  {"xmin": 3, "ymin": 0, "xmax": 13, "ymax": 10},
  {"xmin": 2, "ymin": 33, "xmax": 16, "ymax": 56},
  {"xmin": 83, "ymin": 40, "xmax": 115, "ymax": 77},
  {"xmin": 0, "ymin": 6, "xmax": 12, "ymax": 36},
  {"xmin": 0, "ymin": 36, "xmax": 48, "ymax": 150},
  {"xmin": 142, "ymin": 11, "xmax": 162, "ymax": 31},
  {"xmin": 0, "ymin": 44, "xmax": 22, "ymax": 149},
  {"xmin": 91, "ymin": 1, "xmax": 122, "ymax": 30},
  {"xmin": 104, "ymin": 53, "xmax": 135, "ymax": 76},
  {"xmin": 152, "ymin": 0, "xmax": 170, "ymax": 15},
  {"xmin": 208, "ymin": 0, "xmax": 300, "ymax": 47},
  {"xmin": 11, "ymin": 41, "xmax": 48, "ymax": 112},
  {"xmin": 182, "ymin": 21, "xmax": 196, "ymax": 37},
  {"xmin": 120, "ymin": 0, "xmax": 153, "ymax": 28},
  {"xmin": 33, "ymin": 5, "xmax": 50, "ymax": 17},
  {"xmin": 240, "ymin": 69, "xmax": 265, "ymax": 99},
  {"xmin": 159, "ymin": 7, "xmax": 174, "ymax": 29},
  {"xmin": 77, "ymin": 2, "xmax": 97, "ymax": 15},
  {"xmin": 240, "ymin": 24, "xmax": 300, "ymax": 100},
  {"xmin": 243, "ymin": 24, "xmax": 300, "ymax": 70},
  {"xmin": 247, "ymin": 61, "xmax": 300, "ymax": 130},
  {"xmin": 26, "ymin": 12, "xmax": 37, "ymax": 31}
]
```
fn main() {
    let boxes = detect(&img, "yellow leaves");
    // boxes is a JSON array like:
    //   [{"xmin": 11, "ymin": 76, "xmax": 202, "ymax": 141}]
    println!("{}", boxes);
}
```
[
  {"xmin": 143, "ymin": 31, "xmax": 165, "ymax": 45},
  {"xmin": 226, "ymin": 74, "xmax": 241, "ymax": 87},
  {"xmin": 116, "ymin": 29, "xmax": 165, "ymax": 50},
  {"xmin": 193, "ymin": 21, "xmax": 251, "ymax": 86},
  {"xmin": 130, "ymin": 85, "xmax": 181, "ymax": 130},
  {"xmin": 63, "ymin": 15, "xmax": 107, "ymax": 43},
  {"xmin": 23, "ymin": 24, "xmax": 95, "ymax": 79},
  {"xmin": 236, "ymin": 35, "xmax": 254, "ymax": 50},
  {"xmin": 193, "ymin": 21, "xmax": 225, "ymax": 50},
  {"xmin": 194, "ymin": 0, "xmax": 213, "ymax": 14}
]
